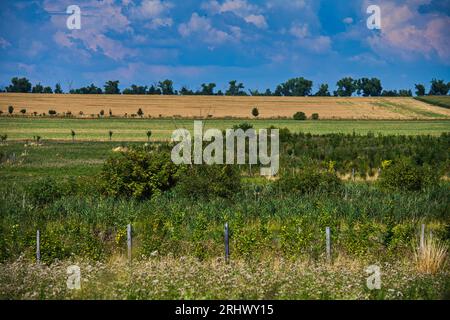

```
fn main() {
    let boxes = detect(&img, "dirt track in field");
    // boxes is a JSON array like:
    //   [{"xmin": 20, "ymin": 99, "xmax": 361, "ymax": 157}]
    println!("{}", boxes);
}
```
[{"xmin": 1, "ymin": 93, "xmax": 450, "ymax": 119}]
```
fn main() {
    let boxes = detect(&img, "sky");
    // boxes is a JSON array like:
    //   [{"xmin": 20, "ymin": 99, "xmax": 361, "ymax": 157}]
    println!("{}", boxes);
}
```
[{"xmin": 0, "ymin": 0, "xmax": 449, "ymax": 93}]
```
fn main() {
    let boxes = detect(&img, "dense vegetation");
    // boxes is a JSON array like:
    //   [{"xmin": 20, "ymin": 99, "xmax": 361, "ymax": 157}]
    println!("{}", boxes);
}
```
[
  {"xmin": 2, "ymin": 76, "xmax": 448, "ymax": 97},
  {"xmin": 0, "ymin": 131, "xmax": 449, "ymax": 299}
]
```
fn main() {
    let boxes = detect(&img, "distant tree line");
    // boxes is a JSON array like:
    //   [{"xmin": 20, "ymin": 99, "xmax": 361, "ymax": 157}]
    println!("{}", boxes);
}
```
[{"xmin": 1, "ymin": 77, "xmax": 449, "ymax": 97}]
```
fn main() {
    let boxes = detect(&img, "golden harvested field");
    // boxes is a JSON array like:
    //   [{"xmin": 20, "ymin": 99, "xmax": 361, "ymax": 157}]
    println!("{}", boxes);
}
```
[{"xmin": 1, "ymin": 93, "xmax": 450, "ymax": 119}]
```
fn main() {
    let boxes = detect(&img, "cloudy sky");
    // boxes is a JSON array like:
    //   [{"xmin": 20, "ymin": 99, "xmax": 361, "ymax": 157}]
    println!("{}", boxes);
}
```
[{"xmin": 0, "ymin": 0, "xmax": 449, "ymax": 93}]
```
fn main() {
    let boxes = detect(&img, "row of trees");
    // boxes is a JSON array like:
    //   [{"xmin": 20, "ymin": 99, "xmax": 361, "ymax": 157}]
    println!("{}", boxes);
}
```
[{"xmin": 2, "ymin": 77, "xmax": 449, "ymax": 97}]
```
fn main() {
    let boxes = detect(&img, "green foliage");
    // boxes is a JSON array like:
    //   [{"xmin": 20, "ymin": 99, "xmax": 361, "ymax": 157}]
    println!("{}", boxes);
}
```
[
  {"xmin": 311, "ymin": 113, "xmax": 319, "ymax": 120},
  {"xmin": 176, "ymin": 165, "xmax": 241, "ymax": 199},
  {"xmin": 25, "ymin": 177, "xmax": 65, "ymax": 206},
  {"xmin": 378, "ymin": 158, "xmax": 439, "ymax": 192},
  {"xmin": 276, "ymin": 168, "xmax": 342, "ymax": 195},
  {"xmin": 275, "ymin": 77, "xmax": 313, "ymax": 96},
  {"xmin": 334, "ymin": 77, "xmax": 357, "ymax": 96},
  {"xmin": 293, "ymin": 112, "xmax": 307, "ymax": 121},
  {"xmin": 251, "ymin": 107, "xmax": 259, "ymax": 118},
  {"xmin": 100, "ymin": 149, "xmax": 180, "ymax": 199}
]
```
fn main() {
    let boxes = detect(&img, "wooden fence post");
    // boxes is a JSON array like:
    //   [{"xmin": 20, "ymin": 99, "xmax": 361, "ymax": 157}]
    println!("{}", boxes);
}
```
[
  {"xmin": 224, "ymin": 223, "xmax": 230, "ymax": 264},
  {"xmin": 420, "ymin": 224, "xmax": 425, "ymax": 251},
  {"xmin": 127, "ymin": 224, "xmax": 132, "ymax": 263},
  {"xmin": 326, "ymin": 227, "xmax": 331, "ymax": 263},
  {"xmin": 36, "ymin": 230, "xmax": 40, "ymax": 264}
]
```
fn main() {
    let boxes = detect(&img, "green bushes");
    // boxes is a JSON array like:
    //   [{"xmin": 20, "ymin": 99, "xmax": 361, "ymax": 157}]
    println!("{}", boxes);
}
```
[
  {"xmin": 175, "ymin": 165, "xmax": 241, "ymax": 199},
  {"xmin": 100, "ymin": 149, "xmax": 181, "ymax": 199},
  {"xmin": 276, "ymin": 168, "xmax": 342, "ymax": 195},
  {"xmin": 293, "ymin": 112, "xmax": 307, "ymax": 120},
  {"xmin": 378, "ymin": 159, "xmax": 439, "ymax": 192}
]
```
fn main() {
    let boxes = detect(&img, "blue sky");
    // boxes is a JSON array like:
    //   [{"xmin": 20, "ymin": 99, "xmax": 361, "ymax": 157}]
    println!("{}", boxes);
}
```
[{"xmin": 0, "ymin": 0, "xmax": 449, "ymax": 93}]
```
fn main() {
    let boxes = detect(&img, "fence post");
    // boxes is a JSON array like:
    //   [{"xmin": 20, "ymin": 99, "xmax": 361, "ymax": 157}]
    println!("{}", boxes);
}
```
[
  {"xmin": 36, "ymin": 230, "xmax": 40, "ymax": 264},
  {"xmin": 420, "ymin": 224, "xmax": 425, "ymax": 251},
  {"xmin": 127, "ymin": 224, "xmax": 132, "ymax": 263},
  {"xmin": 224, "ymin": 222, "xmax": 230, "ymax": 264},
  {"xmin": 326, "ymin": 227, "xmax": 331, "ymax": 263}
]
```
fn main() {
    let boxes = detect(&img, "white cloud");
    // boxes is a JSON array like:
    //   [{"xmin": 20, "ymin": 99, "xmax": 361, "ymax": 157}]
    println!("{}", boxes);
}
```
[
  {"xmin": 244, "ymin": 14, "xmax": 268, "ymax": 29},
  {"xmin": 0, "ymin": 37, "xmax": 11, "ymax": 49},
  {"xmin": 130, "ymin": 0, "xmax": 173, "ymax": 20},
  {"xmin": 202, "ymin": 0, "xmax": 268, "ymax": 28},
  {"xmin": 343, "ymin": 17, "xmax": 354, "ymax": 24},
  {"xmin": 178, "ymin": 13, "xmax": 234, "ymax": 44},
  {"xmin": 363, "ymin": 0, "xmax": 450, "ymax": 62},
  {"xmin": 290, "ymin": 23, "xmax": 309, "ymax": 38},
  {"xmin": 44, "ymin": 0, "xmax": 134, "ymax": 60}
]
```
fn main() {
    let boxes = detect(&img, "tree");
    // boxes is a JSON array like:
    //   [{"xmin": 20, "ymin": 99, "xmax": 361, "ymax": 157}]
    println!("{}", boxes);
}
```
[
  {"xmin": 70, "ymin": 84, "xmax": 102, "ymax": 94},
  {"xmin": 356, "ymin": 78, "xmax": 382, "ymax": 96},
  {"xmin": 100, "ymin": 110, "xmax": 105, "ymax": 117},
  {"xmin": 276, "ymin": 77, "xmax": 313, "ymax": 96},
  {"xmin": 334, "ymin": 77, "xmax": 357, "ymax": 97},
  {"xmin": 32, "ymin": 83, "xmax": 44, "ymax": 93},
  {"xmin": 199, "ymin": 83, "xmax": 216, "ymax": 95},
  {"xmin": 137, "ymin": 108, "xmax": 144, "ymax": 118},
  {"xmin": 48, "ymin": 110, "xmax": 57, "ymax": 115},
  {"xmin": 398, "ymin": 89, "xmax": 412, "ymax": 97},
  {"xmin": 8, "ymin": 106, "xmax": 14, "ymax": 114},
  {"xmin": 252, "ymin": 107, "xmax": 259, "ymax": 118},
  {"xmin": 148, "ymin": 85, "xmax": 162, "ymax": 95},
  {"xmin": 104, "ymin": 81, "xmax": 120, "ymax": 94},
  {"xmin": 429, "ymin": 79, "xmax": 449, "ymax": 95},
  {"xmin": 293, "ymin": 112, "xmax": 307, "ymax": 120},
  {"xmin": 54, "ymin": 83, "xmax": 63, "ymax": 94},
  {"xmin": 415, "ymin": 84, "xmax": 425, "ymax": 96},
  {"xmin": 158, "ymin": 80, "xmax": 174, "ymax": 95},
  {"xmin": 146, "ymin": 130, "xmax": 152, "ymax": 142},
  {"xmin": 180, "ymin": 86, "xmax": 194, "ymax": 95},
  {"xmin": 20, "ymin": 109, "xmax": 26, "ymax": 115},
  {"xmin": 226, "ymin": 80, "xmax": 246, "ymax": 96},
  {"xmin": 109, "ymin": 130, "xmax": 113, "ymax": 141},
  {"xmin": 71, "ymin": 130, "xmax": 76, "ymax": 142},
  {"xmin": 315, "ymin": 84, "xmax": 331, "ymax": 96},
  {"xmin": 6, "ymin": 77, "xmax": 32, "ymax": 93},
  {"xmin": 311, "ymin": 113, "xmax": 319, "ymax": 120},
  {"xmin": 123, "ymin": 85, "xmax": 147, "ymax": 95},
  {"xmin": 43, "ymin": 86, "xmax": 53, "ymax": 94},
  {"xmin": 109, "ymin": 109, "xmax": 113, "ymax": 117}
]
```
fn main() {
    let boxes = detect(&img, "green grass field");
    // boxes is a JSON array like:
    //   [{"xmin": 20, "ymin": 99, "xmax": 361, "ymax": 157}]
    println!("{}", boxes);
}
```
[
  {"xmin": 1, "ymin": 118, "xmax": 449, "ymax": 141},
  {"xmin": 415, "ymin": 96, "xmax": 450, "ymax": 109}
]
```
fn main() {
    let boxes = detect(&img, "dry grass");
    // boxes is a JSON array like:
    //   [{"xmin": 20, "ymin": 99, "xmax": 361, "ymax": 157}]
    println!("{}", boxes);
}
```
[
  {"xmin": 1, "ymin": 93, "xmax": 450, "ymax": 119},
  {"xmin": 415, "ymin": 236, "xmax": 448, "ymax": 274}
]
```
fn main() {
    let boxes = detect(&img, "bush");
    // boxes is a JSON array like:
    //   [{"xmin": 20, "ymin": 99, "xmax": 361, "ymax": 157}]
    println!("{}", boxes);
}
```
[
  {"xmin": 26, "ymin": 177, "xmax": 64, "ymax": 206},
  {"xmin": 175, "ymin": 165, "xmax": 241, "ymax": 199},
  {"xmin": 378, "ymin": 159, "xmax": 439, "ymax": 192},
  {"xmin": 276, "ymin": 168, "xmax": 342, "ymax": 194},
  {"xmin": 48, "ymin": 110, "xmax": 57, "ymax": 116},
  {"xmin": 293, "ymin": 112, "xmax": 307, "ymax": 121},
  {"xmin": 311, "ymin": 113, "xmax": 319, "ymax": 120},
  {"xmin": 100, "ymin": 149, "xmax": 181, "ymax": 199}
]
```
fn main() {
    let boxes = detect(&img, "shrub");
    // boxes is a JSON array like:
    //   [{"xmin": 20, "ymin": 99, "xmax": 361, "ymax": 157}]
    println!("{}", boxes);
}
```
[
  {"xmin": 252, "ymin": 107, "xmax": 259, "ymax": 118},
  {"xmin": 175, "ymin": 165, "xmax": 241, "ymax": 199},
  {"xmin": 26, "ymin": 177, "xmax": 64, "ymax": 206},
  {"xmin": 8, "ymin": 106, "xmax": 14, "ymax": 114},
  {"xmin": 232, "ymin": 122, "xmax": 253, "ymax": 131},
  {"xmin": 276, "ymin": 168, "xmax": 342, "ymax": 194},
  {"xmin": 311, "ymin": 113, "xmax": 319, "ymax": 120},
  {"xmin": 100, "ymin": 149, "xmax": 181, "ymax": 199},
  {"xmin": 48, "ymin": 110, "xmax": 57, "ymax": 116},
  {"xmin": 20, "ymin": 109, "xmax": 26, "ymax": 115},
  {"xmin": 378, "ymin": 159, "xmax": 439, "ymax": 192},
  {"xmin": 293, "ymin": 112, "xmax": 307, "ymax": 121}
]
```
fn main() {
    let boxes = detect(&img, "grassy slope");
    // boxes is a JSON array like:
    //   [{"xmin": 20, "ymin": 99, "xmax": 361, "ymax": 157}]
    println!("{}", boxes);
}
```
[
  {"xmin": 0, "ymin": 118, "xmax": 449, "ymax": 141},
  {"xmin": 415, "ymin": 96, "xmax": 450, "ymax": 109}
]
